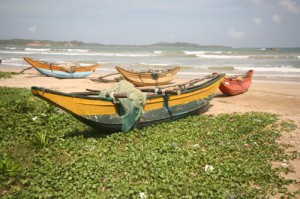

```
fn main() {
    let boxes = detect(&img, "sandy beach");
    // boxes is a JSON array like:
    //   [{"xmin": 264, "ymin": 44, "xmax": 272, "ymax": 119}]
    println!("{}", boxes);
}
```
[{"xmin": 1, "ymin": 67, "xmax": 300, "ymax": 192}]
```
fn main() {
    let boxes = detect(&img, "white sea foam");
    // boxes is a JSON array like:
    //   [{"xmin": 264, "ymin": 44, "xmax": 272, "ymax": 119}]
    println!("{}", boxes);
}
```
[
  {"xmin": 25, "ymin": 48, "xmax": 51, "ymax": 52},
  {"xmin": 249, "ymin": 55, "xmax": 299, "ymax": 59},
  {"xmin": 3, "ymin": 62, "xmax": 27, "ymax": 67},
  {"xmin": 178, "ymin": 71, "xmax": 210, "ymax": 76},
  {"xmin": 66, "ymin": 49, "xmax": 89, "ymax": 53},
  {"xmin": 253, "ymin": 74, "xmax": 300, "ymax": 77},
  {"xmin": 52, "ymin": 48, "xmax": 88, "ymax": 52},
  {"xmin": 140, "ymin": 62, "xmax": 170, "ymax": 66},
  {"xmin": 184, "ymin": 51, "xmax": 206, "ymax": 55},
  {"xmin": 1, "ymin": 58, "xmax": 27, "ymax": 67},
  {"xmin": 179, "ymin": 64, "xmax": 300, "ymax": 74},
  {"xmin": 4, "ymin": 47, "xmax": 18, "ymax": 50},
  {"xmin": 96, "ymin": 68, "xmax": 116, "ymax": 72},
  {"xmin": 184, "ymin": 51, "xmax": 223, "ymax": 55},
  {"xmin": 97, "ymin": 53, "xmax": 155, "ymax": 57},
  {"xmin": 40, "ymin": 52, "xmax": 100, "ymax": 56},
  {"xmin": 38, "ymin": 51, "xmax": 156, "ymax": 57},
  {"xmin": 183, "ymin": 51, "xmax": 248, "ymax": 59},
  {"xmin": 8, "ymin": 58, "xmax": 23, "ymax": 61},
  {"xmin": 0, "ymin": 50, "xmax": 37, "ymax": 55},
  {"xmin": 235, "ymin": 65, "xmax": 300, "ymax": 73},
  {"xmin": 178, "ymin": 69, "xmax": 300, "ymax": 79},
  {"xmin": 196, "ymin": 54, "xmax": 249, "ymax": 59}
]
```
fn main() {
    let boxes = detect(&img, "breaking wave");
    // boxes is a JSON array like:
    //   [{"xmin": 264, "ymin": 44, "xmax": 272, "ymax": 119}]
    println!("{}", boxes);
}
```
[{"xmin": 25, "ymin": 48, "xmax": 51, "ymax": 52}]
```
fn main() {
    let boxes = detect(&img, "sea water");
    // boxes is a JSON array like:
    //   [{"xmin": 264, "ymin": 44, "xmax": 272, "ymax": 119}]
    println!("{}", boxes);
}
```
[{"xmin": 0, "ymin": 45, "xmax": 300, "ymax": 82}]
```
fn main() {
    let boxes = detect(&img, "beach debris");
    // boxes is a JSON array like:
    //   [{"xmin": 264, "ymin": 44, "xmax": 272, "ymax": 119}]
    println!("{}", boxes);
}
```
[
  {"xmin": 20, "ymin": 66, "xmax": 33, "ymax": 74},
  {"xmin": 204, "ymin": 164, "xmax": 214, "ymax": 172},
  {"xmin": 90, "ymin": 72, "xmax": 123, "ymax": 83},
  {"xmin": 253, "ymin": 118, "xmax": 262, "ymax": 123},
  {"xmin": 281, "ymin": 159, "xmax": 288, "ymax": 167},
  {"xmin": 139, "ymin": 192, "xmax": 147, "ymax": 199}
]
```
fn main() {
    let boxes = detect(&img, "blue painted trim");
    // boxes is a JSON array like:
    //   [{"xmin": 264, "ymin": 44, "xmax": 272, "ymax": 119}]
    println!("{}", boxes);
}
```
[{"xmin": 35, "ymin": 68, "xmax": 93, "ymax": 79}]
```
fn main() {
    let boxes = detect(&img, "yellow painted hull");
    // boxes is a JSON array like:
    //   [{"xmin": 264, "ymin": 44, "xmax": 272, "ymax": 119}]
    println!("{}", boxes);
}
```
[
  {"xmin": 31, "ymin": 73, "xmax": 224, "ymax": 133},
  {"xmin": 115, "ymin": 66, "xmax": 180, "ymax": 86}
]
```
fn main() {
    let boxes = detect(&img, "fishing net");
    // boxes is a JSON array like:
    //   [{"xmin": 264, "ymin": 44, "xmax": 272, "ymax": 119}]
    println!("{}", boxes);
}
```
[
  {"xmin": 151, "ymin": 72, "xmax": 159, "ymax": 80},
  {"xmin": 58, "ymin": 62, "xmax": 79, "ymax": 73},
  {"xmin": 99, "ymin": 80, "xmax": 147, "ymax": 132}
]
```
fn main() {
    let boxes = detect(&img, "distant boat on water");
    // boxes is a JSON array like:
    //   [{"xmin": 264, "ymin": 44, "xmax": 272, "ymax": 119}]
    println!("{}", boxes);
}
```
[{"xmin": 262, "ymin": 48, "xmax": 277, "ymax": 51}]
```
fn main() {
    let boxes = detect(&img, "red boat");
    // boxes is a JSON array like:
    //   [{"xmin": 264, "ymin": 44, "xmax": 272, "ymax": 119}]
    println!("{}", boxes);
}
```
[{"xmin": 219, "ymin": 70, "xmax": 254, "ymax": 96}]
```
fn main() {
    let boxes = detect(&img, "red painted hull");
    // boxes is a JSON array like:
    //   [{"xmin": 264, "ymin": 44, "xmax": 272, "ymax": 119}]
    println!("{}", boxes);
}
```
[{"xmin": 219, "ymin": 70, "xmax": 254, "ymax": 96}]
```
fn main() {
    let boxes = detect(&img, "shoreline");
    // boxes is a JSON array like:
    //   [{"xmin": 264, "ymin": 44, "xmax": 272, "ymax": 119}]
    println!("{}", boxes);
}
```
[{"xmin": 1, "ymin": 64, "xmax": 300, "ymax": 84}]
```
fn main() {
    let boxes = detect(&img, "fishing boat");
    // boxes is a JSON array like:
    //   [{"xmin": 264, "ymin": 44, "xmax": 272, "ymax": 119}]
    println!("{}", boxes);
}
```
[
  {"xmin": 31, "ymin": 73, "xmax": 224, "ymax": 133},
  {"xmin": 219, "ymin": 70, "xmax": 254, "ymax": 96},
  {"xmin": 23, "ymin": 57, "xmax": 100, "ymax": 79},
  {"xmin": 115, "ymin": 66, "xmax": 180, "ymax": 86}
]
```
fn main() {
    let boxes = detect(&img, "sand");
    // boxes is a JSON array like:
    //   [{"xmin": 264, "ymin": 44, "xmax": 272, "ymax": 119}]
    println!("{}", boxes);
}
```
[{"xmin": 1, "ymin": 67, "xmax": 300, "ymax": 193}]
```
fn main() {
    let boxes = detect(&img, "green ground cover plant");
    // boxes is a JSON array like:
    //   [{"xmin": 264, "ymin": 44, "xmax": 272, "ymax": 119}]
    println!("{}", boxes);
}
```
[
  {"xmin": 0, "ymin": 86, "xmax": 299, "ymax": 198},
  {"xmin": 0, "ymin": 71, "xmax": 21, "ymax": 79},
  {"xmin": 0, "ymin": 72, "xmax": 12, "ymax": 79}
]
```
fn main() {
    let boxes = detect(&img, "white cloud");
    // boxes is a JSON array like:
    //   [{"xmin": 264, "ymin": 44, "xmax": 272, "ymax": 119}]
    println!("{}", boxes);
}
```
[
  {"xmin": 228, "ymin": 28, "xmax": 245, "ymax": 39},
  {"xmin": 272, "ymin": 15, "xmax": 282, "ymax": 23},
  {"xmin": 252, "ymin": 17, "xmax": 263, "ymax": 26},
  {"xmin": 279, "ymin": 0, "xmax": 300, "ymax": 13},
  {"xmin": 29, "ymin": 25, "xmax": 38, "ymax": 34}
]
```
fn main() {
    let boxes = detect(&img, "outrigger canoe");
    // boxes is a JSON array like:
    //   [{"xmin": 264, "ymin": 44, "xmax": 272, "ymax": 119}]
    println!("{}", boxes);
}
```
[
  {"xmin": 23, "ymin": 57, "xmax": 99, "ymax": 79},
  {"xmin": 115, "ymin": 66, "xmax": 180, "ymax": 86},
  {"xmin": 31, "ymin": 73, "xmax": 224, "ymax": 133},
  {"xmin": 219, "ymin": 70, "xmax": 254, "ymax": 96}
]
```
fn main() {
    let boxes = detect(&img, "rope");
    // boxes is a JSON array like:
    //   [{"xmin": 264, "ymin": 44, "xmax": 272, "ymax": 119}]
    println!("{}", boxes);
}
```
[{"xmin": 110, "ymin": 92, "xmax": 116, "ymax": 103}]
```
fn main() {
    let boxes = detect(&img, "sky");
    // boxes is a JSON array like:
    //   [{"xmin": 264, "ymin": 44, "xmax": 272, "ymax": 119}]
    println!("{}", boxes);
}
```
[{"xmin": 0, "ymin": 0, "xmax": 300, "ymax": 47}]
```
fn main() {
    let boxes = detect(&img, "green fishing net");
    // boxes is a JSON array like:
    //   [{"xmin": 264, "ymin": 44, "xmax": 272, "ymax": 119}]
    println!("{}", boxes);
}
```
[
  {"xmin": 99, "ymin": 80, "xmax": 147, "ymax": 132},
  {"xmin": 151, "ymin": 72, "xmax": 159, "ymax": 80}
]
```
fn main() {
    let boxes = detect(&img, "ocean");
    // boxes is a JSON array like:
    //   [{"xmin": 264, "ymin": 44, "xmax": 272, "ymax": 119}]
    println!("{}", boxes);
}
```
[{"xmin": 1, "ymin": 45, "xmax": 300, "ymax": 82}]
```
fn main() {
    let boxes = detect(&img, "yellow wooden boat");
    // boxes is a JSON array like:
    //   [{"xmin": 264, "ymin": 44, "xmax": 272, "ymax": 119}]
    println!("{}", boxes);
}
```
[
  {"xmin": 115, "ymin": 66, "xmax": 180, "ymax": 86},
  {"xmin": 31, "ymin": 73, "xmax": 224, "ymax": 133}
]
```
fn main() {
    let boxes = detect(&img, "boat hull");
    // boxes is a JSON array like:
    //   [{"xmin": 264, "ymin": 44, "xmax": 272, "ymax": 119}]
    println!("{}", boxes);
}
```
[
  {"xmin": 115, "ymin": 66, "xmax": 180, "ymax": 86},
  {"xmin": 76, "ymin": 94, "xmax": 214, "ymax": 132},
  {"xmin": 219, "ymin": 70, "xmax": 254, "ymax": 96},
  {"xmin": 31, "ymin": 73, "xmax": 224, "ymax": 133},
  {"xmin": 34, "ymin": 67, "xmax": 95, "ymax": 79},
  {"xmin": 23, "ymin": 57, "xmax": 99, "ymax": 79}
]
